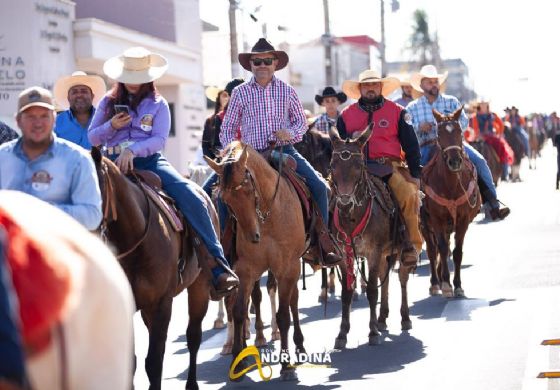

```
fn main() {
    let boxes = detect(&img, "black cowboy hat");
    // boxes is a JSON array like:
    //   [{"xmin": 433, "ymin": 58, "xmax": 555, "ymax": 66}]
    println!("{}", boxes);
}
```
[
  {"xmin": 238, "ymin": 38, "xmax": 289, "ymax": 71},
  {"xmin": 315, "ymin": 86, "xmax": 347, "ymax": 105}
]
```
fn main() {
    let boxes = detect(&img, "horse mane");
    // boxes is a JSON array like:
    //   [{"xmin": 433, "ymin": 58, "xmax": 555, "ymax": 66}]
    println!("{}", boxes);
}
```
[{"xmin": 221, "ymin": 141, "xmax": 262, "ymax": 187}]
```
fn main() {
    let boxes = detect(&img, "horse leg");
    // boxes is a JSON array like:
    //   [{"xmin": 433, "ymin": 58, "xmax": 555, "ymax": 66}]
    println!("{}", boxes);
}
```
[
  {"xmin": 398, "ymin": 259, "xmax": 412, "ymax": 330},
  {"xmin": 220, "ymin": 294, "xmax": 234, "ymax": 355},
  {"xmin": 230, "ymin": 279, "xmax": 252, "ymax": 381},
  {"xmin": 436, "ymin": 234, "xmax": 453, "ymax": 298},
  {"xmin": 185, "ymin": 277, "xmax": 210, "ymax": 390},
  {"xmin": 426, "ymin": 233, "xmax": 441, "ymax": 296},
  {"xmin": 377, "ymin": 256, "xmax": 390, "ymax": 332},
  {"xmin": 251, "ymin": 279, "xmax": 267, "ymax": 347},
  {"xmin": 452, "ymin": 223, "xmax": 469, "ymax": 298},
  {"xmin": 290, "ymin": 286, "xmax": 306, "ymax": 357},
  {"xmin": 142, "ymin": 296, "xmax": 173, "ymax": 390},
  {"xmin": 267, "ymin": 272, "xmax": 280, "ymax": 341},
  {"xmin": 335, "ymin": 266, "xmax": 353, "ymax": 349},
  {"xmin": 276, "ymin": 275, "xmax": 298, "ymax": 381},
  {"xmin": 328, "ymin": 268, "xmax": 336, "ymax": 294},
  {"xmin": 366, "ymin": 257, "xmax": 381, "ymax": 345},
  {"xmin": 318, "ymin": 268, "xmax": 328, "ymax": 303},
  {"xmin": 213, "ymin": 299, "xmax": 226, "ymax": 329}
]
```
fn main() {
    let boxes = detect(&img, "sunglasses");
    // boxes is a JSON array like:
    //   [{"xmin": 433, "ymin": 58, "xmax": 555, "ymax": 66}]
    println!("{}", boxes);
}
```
[{"xmin": 251, "ymin": 58, "xmax": 275, "ymax": 66}]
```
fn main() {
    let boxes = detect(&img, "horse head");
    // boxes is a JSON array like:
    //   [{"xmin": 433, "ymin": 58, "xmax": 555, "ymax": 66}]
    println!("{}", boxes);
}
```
[
  {"xmin": 329, "ymin": 125, "xmax": 372, "ymax": 209},
  {"xmin": 433, "ymin": 107, "xmax": 465, "ymax": 172},
  {"xmin": 91, "ymin": 147, "xmax": 121, "ymax": 229},
  {"xmin": 205, "ymin": 142, "xmax": 261, "ymax": 243}
]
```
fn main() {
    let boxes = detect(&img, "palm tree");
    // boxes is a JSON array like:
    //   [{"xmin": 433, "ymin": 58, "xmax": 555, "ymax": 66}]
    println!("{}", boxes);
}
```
[{"xmin": 407, "ymin": 9, "xmax": 436, "ymax": 66}]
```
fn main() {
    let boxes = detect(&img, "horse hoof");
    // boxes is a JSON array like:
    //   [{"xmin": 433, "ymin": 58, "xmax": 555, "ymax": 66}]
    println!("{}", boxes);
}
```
[
  {"xmin": 334, "ymin": 338, "xmax": 347, "ymax": 350},
  {"xmin": 454, "ymin": 287, "xmax": 465, "ymax": 298},
  {"xmin": 221, "ymin": 344, "xmax": 232, "ymax": 355},
  {"xmin": 280, "ymin": 368, "xmax": 298, "ymax": 381},
  {"xmin": 429, "ymin": 286, "xmax": 442, "ymax": 296},
  {"xmin": 378, "ymin": 322, "xmax": 387, "ymax": 331},
  {"xmin": 254, "ymin": 336, "xmax": 267, "ymax": 348},
  {"xmin": 369, "ymin": 335, "xmax": 381, "ymax": 345},
  {"xmin": 213, "ymin": 319, "xmax": 225, "ymax": 329},
  {"xmin": 401, "ymin": 320, "xmax": 412, "ymax": 330},
  {"xmin": 271, "ymin": 331, "xmax": 281, "ymax": 341}
]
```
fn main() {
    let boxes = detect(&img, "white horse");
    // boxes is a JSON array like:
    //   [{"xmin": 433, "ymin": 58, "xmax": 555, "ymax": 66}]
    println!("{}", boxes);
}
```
[{"xmin": 0, "ymin": 191, "xmax": 135, "ymax": 390}]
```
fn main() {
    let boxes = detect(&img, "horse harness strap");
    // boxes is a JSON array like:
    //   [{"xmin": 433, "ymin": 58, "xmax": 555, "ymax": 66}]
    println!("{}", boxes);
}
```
[{"xmin": 423, "ymin": 178, "xmax": 477, "ymax": 227}]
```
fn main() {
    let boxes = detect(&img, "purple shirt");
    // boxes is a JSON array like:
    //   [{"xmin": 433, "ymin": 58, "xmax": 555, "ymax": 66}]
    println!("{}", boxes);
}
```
[{"xmin": 88, "ymin": 93, "xmax": 171, "ymax": 158}]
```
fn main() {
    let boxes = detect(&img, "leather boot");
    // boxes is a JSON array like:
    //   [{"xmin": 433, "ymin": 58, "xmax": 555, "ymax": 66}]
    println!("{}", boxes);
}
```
[
  {"xmin": 210, "ymin": 256, "xmax": 239, "ymax": 293},
  {"xmin": 479, "ymin": 177, "xmax": 510, "ymax": 221},
  {"xmin": 315, "ymin": 213, "xmax": 343, "ymax": 266},
  {"xmin": 401, "ymin": 242, "xmax": 419, "ymax": 268}
]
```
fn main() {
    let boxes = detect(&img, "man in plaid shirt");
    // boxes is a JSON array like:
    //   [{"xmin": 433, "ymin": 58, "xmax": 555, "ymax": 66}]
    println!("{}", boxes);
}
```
[
  {"xmin": 212, "ymin": 38, "xmax": 341, "ymax": 266},
  {"xmin": 407, "ymin": 65, "xmax": 509, "ymax": 221},
  {"xmin": 0, "ymin": 121, "xmax": 19, "ymax": 145}
]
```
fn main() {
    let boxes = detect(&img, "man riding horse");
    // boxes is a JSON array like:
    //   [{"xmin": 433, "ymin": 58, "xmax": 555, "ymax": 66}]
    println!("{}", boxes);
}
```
[
  {"xmin": 407, "ymin": 65, "xmax": 510, "ymax": 221},
  {"xmin": 203, "ymin": 38, "xmax": 342, "ymax": 266},
  {"xmin": 336, "ymin": 69, "xmax": 422, "ymax": 268}
]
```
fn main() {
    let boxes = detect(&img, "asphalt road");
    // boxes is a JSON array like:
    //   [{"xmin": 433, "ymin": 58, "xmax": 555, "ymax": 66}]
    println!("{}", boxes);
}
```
[{"xmin": 133, "ymin": 142, "xmax": 560, "ymax": 390}]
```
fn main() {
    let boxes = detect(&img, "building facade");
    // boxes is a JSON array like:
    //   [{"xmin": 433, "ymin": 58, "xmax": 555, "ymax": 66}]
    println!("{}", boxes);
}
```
[{"xmin": 0, "ymin": 0, "xmax": 205, "ymax": 171}]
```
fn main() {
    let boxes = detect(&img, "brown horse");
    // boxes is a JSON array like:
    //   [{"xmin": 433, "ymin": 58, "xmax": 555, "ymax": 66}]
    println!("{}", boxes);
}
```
[
  {"xmin": 91, "ymin": 148, "xmax": 211, "ymax": 390},
  {"xmin": 470, "ymin": 139, "xmax": 502, "ymax": 186},
  {"xmin": 205, "ymin": 141, "xmax": 307, "ymax": 381},
  {"xmin": 504, "ymin": 124, "xmax": 526, "ymax": 181},
  {"xmin": 328, "ymin": 126, "xmax": 412, "ymax": 348},
  {"xmin": 421, "ymin": 108, "xmax": 481, "ymax": 298}
]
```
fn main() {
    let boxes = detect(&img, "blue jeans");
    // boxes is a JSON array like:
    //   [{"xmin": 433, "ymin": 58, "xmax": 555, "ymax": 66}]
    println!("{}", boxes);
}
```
[
  {"xmin": 131, "ymin": 153, "xmax": 226, "ymax": 262},
  {"xmin": 421, "ymin": 142, "xmax": 497, "ymax": 199},
  {"xmin": 513, "ymin": 126, "xmax": 530, "ymax": 156},
  {"xmin": 202, "ymin": 145, "xmax": 330, "ymax": 228},
  {"xmin": 0, "ymin": 233, "xmax": 26, "ymax": 386}
]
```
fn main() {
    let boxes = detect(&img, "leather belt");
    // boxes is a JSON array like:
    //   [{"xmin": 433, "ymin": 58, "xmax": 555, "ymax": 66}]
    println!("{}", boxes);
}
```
[{"xmin": 370, "ymin": 156, "xmax": 403, "ymax": 165}]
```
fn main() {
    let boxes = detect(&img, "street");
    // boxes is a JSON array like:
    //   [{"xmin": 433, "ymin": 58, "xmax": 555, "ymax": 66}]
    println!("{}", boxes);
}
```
[{"xmin": 133, "ymin": 142, "xmax": 560, "ymax": 390}]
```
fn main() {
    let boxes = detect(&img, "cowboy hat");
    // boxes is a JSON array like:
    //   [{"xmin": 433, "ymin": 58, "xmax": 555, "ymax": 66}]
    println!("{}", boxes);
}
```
[
  {"xmin": 205, "ymin": 86, "xmax": 222, "ymax": 102},
  {"xmin": 390, "ymin": 74, "xmax": 424, "ymax": 99},
  {"xmin": 53, "ymin": 71, "xmax": 106, "ymax": 110},
  {"xmin": 103, "ymin": 47, "xmax": 168, "ymax": 84},
  {"xmin": 315, "ymin": 86, "xmax": 347, "ymax": 105},
  {"xmin": 410, "ymin": 65, "xmax": 448, "ymax": 92},
  {"xmin": 238, "ymin": 38, "xmax": 289, "ymax": 71},
  {"xmin": 342, "ymin": 69, "xmax": 400, "ymax": 100}
]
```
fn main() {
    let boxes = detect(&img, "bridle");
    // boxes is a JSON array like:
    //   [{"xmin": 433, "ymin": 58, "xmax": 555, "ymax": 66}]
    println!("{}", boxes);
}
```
[
  {"xmin": 98, "ymin": 162, "xmax": 151, "ymax": 260},
  {"xmin": 330, "ymin": 148, "xmax": 371, "ymax": 213},
  {"xmin": 437, "ymin": 120, "xmax": 466, "ymax": 171}
]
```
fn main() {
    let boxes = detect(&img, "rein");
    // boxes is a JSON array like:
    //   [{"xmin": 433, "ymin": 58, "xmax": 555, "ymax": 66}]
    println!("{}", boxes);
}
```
[{"xmin": 99, "ymin": 164, "xmax": 152, "ymax": 260}]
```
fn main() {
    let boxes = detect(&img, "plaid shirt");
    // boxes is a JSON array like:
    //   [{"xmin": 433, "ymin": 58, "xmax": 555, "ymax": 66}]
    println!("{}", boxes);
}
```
[
  {"xmin": 0, "ymin": 121, "xmax": 19, "ymax": 145},
  {"xmin": 406, "ymin": 94, "xmax": 468, "ymax": 146},
  {"xmin": 313, "ymin": 112, "xmax": 339, "ymax": 134},
  {"xmin": 220, "ymin": 76, "xmax": 307, "ymax": 151}
]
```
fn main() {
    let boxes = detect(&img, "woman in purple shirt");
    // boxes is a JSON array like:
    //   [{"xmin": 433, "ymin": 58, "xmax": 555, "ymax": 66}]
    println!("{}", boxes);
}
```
[{"xmin": 88, "ymin": 47, "xmax": 238, "ymax": 294}]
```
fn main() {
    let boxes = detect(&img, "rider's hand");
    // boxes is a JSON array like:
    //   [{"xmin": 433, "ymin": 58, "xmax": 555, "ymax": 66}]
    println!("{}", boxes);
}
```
[
  {"xmin": 111, "ymin": 112, "xmax": 132, "ymax": 130},
  {"xmin": 275, "ymin": 129, "xmax": 292, "ymax": 142},
  {"xmin": 115, "ymin": 148, "xmax": 135, "ymax": 174},
  {"xmin": 419, "ymin": 122, "xmax": 433, "ymax": 133}
]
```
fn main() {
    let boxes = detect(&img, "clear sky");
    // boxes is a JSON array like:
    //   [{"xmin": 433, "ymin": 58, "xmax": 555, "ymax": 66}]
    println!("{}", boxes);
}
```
[{"xmin": 201, "ymin": 0, "xmax": 560, "ymax": 114}]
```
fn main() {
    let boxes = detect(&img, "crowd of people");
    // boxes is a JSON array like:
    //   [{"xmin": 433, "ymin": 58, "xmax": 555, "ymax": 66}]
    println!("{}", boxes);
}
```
[{"xmin": 1, "ymin": 37, "xmax": 560, "ymax": 388}]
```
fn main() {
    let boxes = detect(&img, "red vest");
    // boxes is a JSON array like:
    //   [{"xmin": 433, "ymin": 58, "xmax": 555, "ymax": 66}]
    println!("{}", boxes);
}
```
[{"xmin": 340, "ymin": 101, "xmax": 403, "ymax": 160}]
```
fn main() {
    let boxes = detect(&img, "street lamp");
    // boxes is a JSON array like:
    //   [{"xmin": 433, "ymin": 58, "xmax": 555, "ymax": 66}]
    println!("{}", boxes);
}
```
[{"xmin": 380, "ymin": 0, "xmax": 400, "ymax": 76}]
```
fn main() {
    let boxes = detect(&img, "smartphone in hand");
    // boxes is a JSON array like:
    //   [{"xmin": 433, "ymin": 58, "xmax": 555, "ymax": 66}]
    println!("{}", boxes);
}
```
[{"xmin": 114, "ymin": 104, "xmax": 130, "ymax": 116}]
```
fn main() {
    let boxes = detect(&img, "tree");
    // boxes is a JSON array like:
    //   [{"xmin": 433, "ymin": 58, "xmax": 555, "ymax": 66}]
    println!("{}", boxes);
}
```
[{"xmin": 406, "ymin": 9, "xmax": 441, "ymax": 67}]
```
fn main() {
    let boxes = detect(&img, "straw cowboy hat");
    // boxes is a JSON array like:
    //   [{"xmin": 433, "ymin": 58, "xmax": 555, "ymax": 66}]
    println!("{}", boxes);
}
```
[
  {"xmin": 103, "ymin": 47, "xmax": 168, "ymax": 84},
  {"xmin": 53, "ymin": 71, "xmax": 106, "ymax": 110},
  {"xmin": 315, "ymin": 86, "xmax": 347, "ymax": 105},
  {"xmin": 238, "ymin": 38, "xmax": 289, "ymax": 71},
  {"xmin": 342, "ymin": 69, "xmax": 400, "ymax": 99},
  {"xmin": 410, "ymin": 65, "xmax": 448, "ymax": 93},
  {"xmin": 205, "ymin": 86, "xmax": 222, "ymax": 102},
  {"xmin": 205, "ymin": 78, "xmax": 245, "ymax": 102},
  {"xmin": 391, "ymin": 74, "xmax": 423, "ymax": 99}
]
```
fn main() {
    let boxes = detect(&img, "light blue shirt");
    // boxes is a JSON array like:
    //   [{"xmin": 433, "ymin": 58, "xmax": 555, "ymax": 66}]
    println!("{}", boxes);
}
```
[
  {"xmin": 406, "ymin": 94, "xmax": 468, "ymax": 146},
  {"xmin": 0, "ymin": 135, "xmax": 102, "ymax": 230},
  {"xmin": 54, "ymin": 108, "xmax": 95, "ymax": 150}
]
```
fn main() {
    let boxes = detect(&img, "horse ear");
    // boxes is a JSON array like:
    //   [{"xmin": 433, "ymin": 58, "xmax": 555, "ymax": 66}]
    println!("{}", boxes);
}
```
[
  {"xmin": 329, "ymin": 126, "xmax": 342, "ymax": 141},
  {"xmin": 452, "ymin": 105, "xmax": 464, "ymax": 121},
  {"xmin": 239, "ymin": 145, "xmax": 249, "ymax": 168},
  {"xmin": 91, "ymin": 146, "xmax": 102, "ymax": 166},
  {"xmin": 204, "ymin": 156, "xmax": 223, "ymax": 175},
  {"xmin": 432, "ymin": 109, "xmax": 444, "ymax": 123},
  {"xmin": 356, "ymin": 124, "xmax": 373, "ymax": 146}
]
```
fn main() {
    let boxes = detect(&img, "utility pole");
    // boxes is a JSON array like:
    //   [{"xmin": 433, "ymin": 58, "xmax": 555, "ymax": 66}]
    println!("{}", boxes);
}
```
[
  {"xmin": 380, "ymin": 0, "xmax": 386, "ymax": 76},
  {"xmin": 229, "ymin": 0, "xmax": 240, "ymax": 77},
  {"xmin": 322, "ymin": 0, "xmax": 333, "ymax": 86}
]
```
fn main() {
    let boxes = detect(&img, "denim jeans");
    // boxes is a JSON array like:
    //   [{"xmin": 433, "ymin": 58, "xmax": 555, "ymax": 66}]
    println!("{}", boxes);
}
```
[
  {"xmin": 130, "ymin": 153, "xmax": 225, "ymax": 261},
  {"xmin": 513, "ymin": 126, "xmax": 530, "ymax": 156},
  {"xmin": 421, "ymin": 142, "xmax": 497, "ymax": 199},
  {"xmin": 202, "ymin": 145, "xmax": 330, "ymax": 229}
]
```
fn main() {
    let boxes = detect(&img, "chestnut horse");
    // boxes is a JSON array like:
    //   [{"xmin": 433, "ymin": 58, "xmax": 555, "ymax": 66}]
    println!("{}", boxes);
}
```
[
  {"xmin": 205, "ymin": 141, "xmax": 306, "ymax": 381},
  {"xmin": 421, "ymin": 108, "xmax": 481, "ymax": 298},
  {"xmin": 329, "ymin": 126, "xmax": 412, "ymax": 348},
  {"xmin": 470, "ymin": 139, "xmax": 502, "ymax": 186},
  {"xmin": 91, "ymin": 148, "xmax": 212, "ymax": 390}
]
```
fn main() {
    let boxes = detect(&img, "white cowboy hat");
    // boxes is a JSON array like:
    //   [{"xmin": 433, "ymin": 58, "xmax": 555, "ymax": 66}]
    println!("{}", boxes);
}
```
[
  {"xmin": 103, "ymin": 47, "xmax": 168, "ymax": 84},
  {"xmin": 410, "ymin": 65, "xmax": 448, "ymax": 93},
  {"xmin": 205, "ymin": 86, "xmax": 222, "ymax": 102},
  {"xmin": 53, "ymin": 71, "xmax": 106, "ymax": 110},
  {"xmin": 342, "ymin": 69, "xmax": 400, "ymax": 99}
]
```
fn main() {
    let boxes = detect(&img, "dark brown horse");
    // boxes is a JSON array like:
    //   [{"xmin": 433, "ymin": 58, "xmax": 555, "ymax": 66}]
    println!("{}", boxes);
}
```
[
  {"xmin": 421, "ymin": 108, "xmax": 481, "ymax": 298},
  {"xmin": 205, "ymin": 141, "xmax": 306, "ymax": 381},
  {"xmin": 91, "ymin": 148, "xmax": 211, "ymax": 390},
  {"xmin": 328, "ymin": 126, "xmax": 412, "ymax": 348},
  {"xmin": 470, "ymin": 139, "xmax": 502, "ymax": 186},
  {"xmin": 504, "ymin": 124, "xmax": 526, "ymax": 182}
]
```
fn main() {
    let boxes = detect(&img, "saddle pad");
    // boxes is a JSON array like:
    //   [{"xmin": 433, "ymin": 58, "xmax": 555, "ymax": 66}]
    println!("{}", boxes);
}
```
[{"xmin": 140, "ymin": 182, "xmax": 184, "ymax": 232}]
